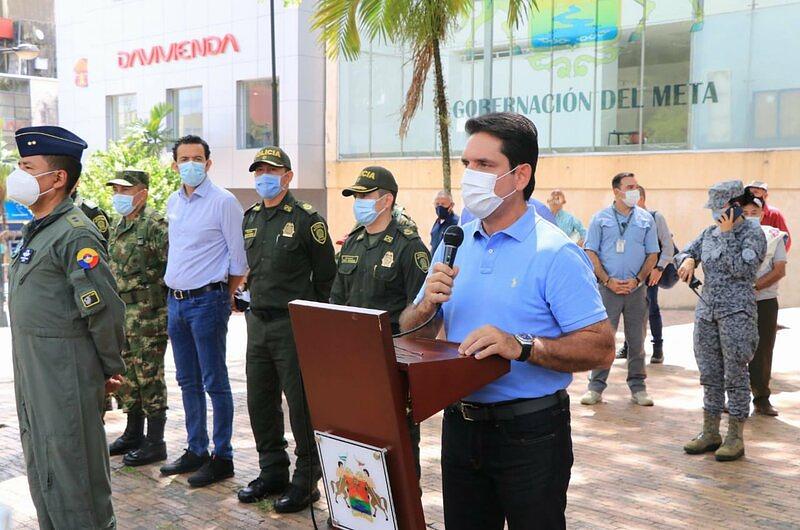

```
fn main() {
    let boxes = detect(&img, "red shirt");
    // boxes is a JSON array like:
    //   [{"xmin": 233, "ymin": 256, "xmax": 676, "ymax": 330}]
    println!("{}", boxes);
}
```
[{"xmin": 762, "ymin": 203, "xmax": 791, "ymax": 251}]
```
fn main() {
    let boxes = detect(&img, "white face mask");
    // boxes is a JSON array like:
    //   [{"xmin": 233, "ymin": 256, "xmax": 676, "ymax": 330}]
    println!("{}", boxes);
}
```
[
  {"xmin": 621, "ymin": 189, "xmax": 640, "ymax": 208},
  {"xmin": 462, "ymin": 166, "xmax": 518, "ymax": 220},
  {"xmin": 6, "ymin": 168, "xmax": 57, "ymax": 207}
]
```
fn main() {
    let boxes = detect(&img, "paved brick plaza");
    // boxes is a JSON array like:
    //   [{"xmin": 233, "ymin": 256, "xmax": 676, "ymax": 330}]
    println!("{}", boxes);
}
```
[{"xmin": 2, "ymin": 308, "xmax": 799, "ymax": 529}]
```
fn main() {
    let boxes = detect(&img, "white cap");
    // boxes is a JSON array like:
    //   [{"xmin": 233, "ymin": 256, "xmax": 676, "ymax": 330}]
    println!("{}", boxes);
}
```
[{"xmin": 746, "ymin": 180, "xmax": 768, "ymax": 191}]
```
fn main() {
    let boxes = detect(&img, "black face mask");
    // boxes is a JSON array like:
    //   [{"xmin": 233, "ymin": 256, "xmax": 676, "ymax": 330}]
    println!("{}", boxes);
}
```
[{"xmin": 435, "ymin": 205, "xmax": 450, "ymax": 219}]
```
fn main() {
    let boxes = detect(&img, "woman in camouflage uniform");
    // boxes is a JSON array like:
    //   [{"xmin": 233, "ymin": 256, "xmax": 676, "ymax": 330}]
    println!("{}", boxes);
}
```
[{"xmin": 676, "ymin": 180, "xmax": 766, "ymax": 462}]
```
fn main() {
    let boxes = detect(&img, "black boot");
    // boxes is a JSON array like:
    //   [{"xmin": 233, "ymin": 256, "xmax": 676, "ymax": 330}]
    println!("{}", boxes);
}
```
[
  {"xmin": 123, "ymin": 412, "xmax": 167, "ymax": 466},
  {"xmin": 109, "ymin": 411, "xmax": 144, "ymax": 456},
  {"xmin": 650, "ymin": 341, "xmax": 664, "ymax": 364}
]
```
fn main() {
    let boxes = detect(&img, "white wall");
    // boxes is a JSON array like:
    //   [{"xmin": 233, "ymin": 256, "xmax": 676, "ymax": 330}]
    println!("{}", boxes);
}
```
[{"xmin": 54, "ymin": 0, "xmax": 325, "ymax": 191}]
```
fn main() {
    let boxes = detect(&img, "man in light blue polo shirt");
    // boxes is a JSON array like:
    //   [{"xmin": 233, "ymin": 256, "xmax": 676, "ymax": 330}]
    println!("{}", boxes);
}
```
[
  {"xmin": 581, "ymin": 172, "xmax": 660, "ymax": 407},
  {"xmin": 400, "ymin": 112, "xmax": 614, "ymax": 530}
]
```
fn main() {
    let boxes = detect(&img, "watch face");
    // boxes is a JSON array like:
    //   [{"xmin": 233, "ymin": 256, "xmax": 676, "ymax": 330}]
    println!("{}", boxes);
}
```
[{"xmin": 516, "ymin": 333, "xmax": 534, "ymax": 345}]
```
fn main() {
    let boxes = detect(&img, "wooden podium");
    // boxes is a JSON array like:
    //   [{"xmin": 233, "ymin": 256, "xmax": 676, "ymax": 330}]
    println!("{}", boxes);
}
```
[{"xmin": 288, "ymin": 301, "xmax": 509, "ymax": 529}]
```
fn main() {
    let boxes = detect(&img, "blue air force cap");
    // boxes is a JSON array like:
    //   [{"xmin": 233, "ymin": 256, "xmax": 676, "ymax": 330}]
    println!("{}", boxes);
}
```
[{"xmin": 14, "ymin": 126, "xmax": 88, "ymax": 161}]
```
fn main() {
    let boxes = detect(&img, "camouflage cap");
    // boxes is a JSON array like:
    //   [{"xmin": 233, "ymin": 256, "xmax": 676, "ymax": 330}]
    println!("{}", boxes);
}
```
[
  {"xmin": 106, "ymin": 169, "xmax": 149, "ymax": 187},
  {"xmin": 704, "ymin": 180, "xmax": 744, "ymax": 209},
  {"xmin": 249, "ymin": 146, "xmax": 292, "ymax": 172},
  {"xmin": 342, "ymin": 166, "xmax": 398, "ymax": 196}
]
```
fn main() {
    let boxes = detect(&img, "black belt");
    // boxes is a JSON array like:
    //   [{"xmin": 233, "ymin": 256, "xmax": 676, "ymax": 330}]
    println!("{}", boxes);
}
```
[
  {"xmin": 250, "ymin": 307, "xmax": 290, "ymax": 322},
  {"xmin": 457, "ymin": 389, "xmax": 568, "ymax": 422},
  {"xmin": 168, "ymin": 282, "xmax": 226, "ymax": 300},
  {"xmin": 120, "ymin": 289, "xmax": 148, "ymax": 304}
]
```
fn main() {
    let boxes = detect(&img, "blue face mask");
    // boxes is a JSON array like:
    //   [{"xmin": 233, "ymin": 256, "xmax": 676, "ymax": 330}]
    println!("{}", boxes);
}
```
[
  {"xmin": 179, "ymin": 161, "xmax": 207, "ymax": 187},
  {"xmin": 255, "ymin": 174, "xmax": 284, "ymax": 199},
  {"xmin": 112, "ymin": 193, "xmax": 136, "ymax": 216},
  {"xmin": 353, "ymin": 198, "xmax": 385, "ymax": 226}
]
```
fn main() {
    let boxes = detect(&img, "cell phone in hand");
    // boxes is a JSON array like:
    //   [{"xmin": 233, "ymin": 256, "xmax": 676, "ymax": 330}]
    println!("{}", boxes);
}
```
[{"xmin": 234, "ymin": 290, "xmax": 251, "ymax": 312}]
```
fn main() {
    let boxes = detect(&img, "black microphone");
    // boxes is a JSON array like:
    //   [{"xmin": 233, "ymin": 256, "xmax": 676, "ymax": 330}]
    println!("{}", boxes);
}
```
[
  {"xmin": 442, "ymin": 225, "xmax": 464, "ymax": 268},
  {"xmin": 392, "ymin": 225, "xmax": 464, "ymax": 339}
]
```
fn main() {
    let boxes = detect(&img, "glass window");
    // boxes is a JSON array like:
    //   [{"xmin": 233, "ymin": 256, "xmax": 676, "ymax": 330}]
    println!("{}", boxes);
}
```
[
  {"xmin": 167, "ymin": 87, "xmax": 203, "ymax": 138},
  {"xmin": 105, "ymin": 93, "xmax": 137, "ymax": 143},
  {"xmin": 336, "ymin": 0, "xmax": 800, "ymax": 158},
  {"xmin": 0, "ymin": 77, "xmax": 31, "ymax": 147},
  {"xmin": 237, "ymin": 79, "xmax": 275, "ymax": 149}
]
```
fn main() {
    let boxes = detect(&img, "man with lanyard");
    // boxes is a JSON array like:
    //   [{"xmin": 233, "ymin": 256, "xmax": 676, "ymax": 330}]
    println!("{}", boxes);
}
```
[
  {"xmin": 400, "ymin": 112, "xmax": 614, "ymax": 529},
  {"xmin": 581, "ymin": 172, "xmax": 660, "ymax": 407}
]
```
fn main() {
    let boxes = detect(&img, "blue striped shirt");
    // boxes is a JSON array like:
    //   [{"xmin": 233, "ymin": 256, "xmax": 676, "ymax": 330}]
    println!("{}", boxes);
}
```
[{"xmin": 164, "ymin": 177, "xmax": 248, "ymax": 290}]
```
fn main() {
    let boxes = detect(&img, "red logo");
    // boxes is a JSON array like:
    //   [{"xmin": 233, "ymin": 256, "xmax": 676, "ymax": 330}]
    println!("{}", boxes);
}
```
[{"xmin": 117, "ymin": 34, "xmax": 240, "ymax": 69}]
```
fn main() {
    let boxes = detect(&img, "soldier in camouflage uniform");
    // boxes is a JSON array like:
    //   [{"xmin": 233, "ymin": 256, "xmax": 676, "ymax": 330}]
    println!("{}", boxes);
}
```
[
  {"xmin": 105, "ymin": 169, "xmax": 170, "ymax": 467},
  {"xmin": 676, "ymin": 180, "xmax": 766, "ymax": 462},
  {"xmin": 330, "ymin": 166, "xmax": 431, "ymax": 478}
]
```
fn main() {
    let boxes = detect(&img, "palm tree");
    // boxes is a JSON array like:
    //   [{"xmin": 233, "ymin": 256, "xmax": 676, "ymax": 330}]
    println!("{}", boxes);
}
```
[
  {"xmin": 124, "ymin": 102, "xmax": 174, "ymax": 157},
  {"xmin": 312, "ymin": 0, "xmax": 537, "ymax": 192}
]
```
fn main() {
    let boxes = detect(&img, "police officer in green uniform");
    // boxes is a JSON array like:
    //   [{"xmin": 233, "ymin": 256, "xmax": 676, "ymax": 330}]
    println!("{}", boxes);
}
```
[
  {"xmin": 105, "ymin": 169, "xmax": 170, "ymax": 467},
  {"xmin": 237, "ymin": 147, "xmax": 337, "ymax": 512},
  {"xmin": 73, "ymin": 191, "xmax": 111, "ymax": 245},
  {"xmin": 330, "ymin": 166, "xmax": 431, "ymax": 476},
  {"xmin": 7, "ymin": 126, "xmax": 126, "ymax": 530}
]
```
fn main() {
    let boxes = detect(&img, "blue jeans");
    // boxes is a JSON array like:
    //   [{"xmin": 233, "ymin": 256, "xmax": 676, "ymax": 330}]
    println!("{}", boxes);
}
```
[
  {"xmin": 647, "ymin": 284, "xmax": 663, "ymax": 344},
  {"xmin": 167, "ymin": 289, "xmax": 234, "ymax": 459}
]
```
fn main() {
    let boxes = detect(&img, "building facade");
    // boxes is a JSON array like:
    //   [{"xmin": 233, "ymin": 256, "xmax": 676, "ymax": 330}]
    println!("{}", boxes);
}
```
[
  {"xmin": 55, "ymin": 0, "xmax": 326, "ymax": 208},
  {"xmin": 53, "ymin": 0, "xmax": 798, "ymax": 307},
  {"xmin": 327, "ymin": 0, "xmax": 799, "ymax": 307},
  {"xmin": 0, "ymin": 0, "xmax": 58, "ymax": 147}
]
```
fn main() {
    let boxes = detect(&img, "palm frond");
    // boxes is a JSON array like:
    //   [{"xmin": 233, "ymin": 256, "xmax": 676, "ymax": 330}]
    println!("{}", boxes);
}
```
[
  {"xmin": 311, "ymin": 0, "xmax": 363, "ymax": 60},
  {"xmin": 399, "ymin": 40, "xmax": 434, "ymax": 138},
  {"xmin": 506, "ymin": 0, "xmax": 538, "ymax": 29}
]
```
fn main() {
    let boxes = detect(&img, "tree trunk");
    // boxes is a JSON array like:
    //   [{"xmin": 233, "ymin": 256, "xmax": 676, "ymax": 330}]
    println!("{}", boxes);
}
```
[{"xmin": 432, "ymin": 38, "xmax": 452, "ymax": 193}]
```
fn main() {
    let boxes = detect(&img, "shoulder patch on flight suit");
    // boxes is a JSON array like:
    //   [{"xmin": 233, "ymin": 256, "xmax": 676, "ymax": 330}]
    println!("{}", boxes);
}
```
[
  {"xmin": 80, "ymin": 290, "xmax": 101, "ymax": 308},
  {"xmin": 414, "ymin": 251, "xmax": 430, "ymax": 273},
  {"xmin": 298, "ymin": 202, "xmax": 317, "ymax": 215},
  {"xmin": 341, "ymin": 255, "xmax": 359, "ymax": 264},
  {"xmin": 244, "ymin": 228, "xmax": 258, "ymax": 239},
  {"xmin": 66, "ymin": 214, "xmax": 86, "ymax": 227},
  {"xmin": 311, "ymin": 222, "xmax": 327, "ymax": 244},
  {"xmin": 76, "ymin": 247, "xmax": 100, "ymax": 270},
  {"xmin": 19, "ymin": 248, "xmax": 34, "ymax": 264},
  {"xmin": 92, "ymin": 215, "xmax": 109, "ymax": 233}
]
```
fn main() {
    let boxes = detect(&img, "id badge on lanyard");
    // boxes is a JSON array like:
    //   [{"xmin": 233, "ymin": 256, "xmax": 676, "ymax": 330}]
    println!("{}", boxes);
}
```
[{"xmin": 616, "ymin": 239, "xmax": 626, "ymax": 254}]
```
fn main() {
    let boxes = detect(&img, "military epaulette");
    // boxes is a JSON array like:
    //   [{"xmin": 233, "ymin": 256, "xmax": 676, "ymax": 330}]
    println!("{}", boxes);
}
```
[
  {"xmin": 296, "ymin": 201, "xmax": 317, "ymax": 215},
  {"xmin": 83, "ymin": 198, "xmax": 98, "ymax": 209},
  {"xmin": 399, "ymin": 226, "xmax": 420, "ymax": 240},
  {"xmin": 245, "ymin": 201, "xmax": 262, "ymax": 214},
  {"xmin": 348, "ymin": 224, "xmax": 366, "ymax": 237},
  {"xmin": 65, "ymin": 213, "xmax": 86, "ymax": 228}
]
